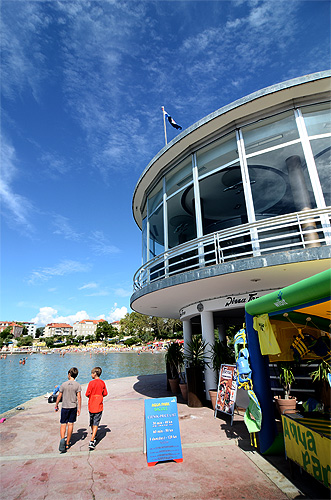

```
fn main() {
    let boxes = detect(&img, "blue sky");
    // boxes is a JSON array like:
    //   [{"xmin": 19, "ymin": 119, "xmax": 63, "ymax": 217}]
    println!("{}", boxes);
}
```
[{"xmin": 1, "ymin": 0, "xmax": 330, "ymax": 327}]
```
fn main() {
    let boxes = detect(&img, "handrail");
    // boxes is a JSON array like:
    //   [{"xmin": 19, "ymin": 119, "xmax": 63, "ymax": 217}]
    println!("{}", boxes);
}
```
[{"xmin": 133, "ymin": 208, "xmax": 331, "ymax": 291}]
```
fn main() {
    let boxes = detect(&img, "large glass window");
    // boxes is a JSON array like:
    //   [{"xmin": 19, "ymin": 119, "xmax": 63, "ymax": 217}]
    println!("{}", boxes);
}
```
[
  {"xmin": 180, "ymin": 162, "xmax": 246, "ymax": 234},
  {"xmin": 247, "ymin": 142, "xmax": 316, "ymax": 217},
  {"xmin": 310, "ymin": 138, "xmax": 331, "ymax": 206},
  {"xmin": 142, "ymin": 217, "xmax": 147, "ymax": 264},
  {"xmin": 165, "ymin": 158, "xmax": 192, "ymax": 197},
  {"xmin": 242, "ymin": 112, "xmax": 299, "ymax": 155},
  {"xmin": 196, "ymin": 133, "xmax": 238, "ymax": 178},
  {"xmin": 148, "ymin": 181, "xmax": 163, "ymax": 214},
  {"xmin": 167, "ymin": 191, "xmax": 196, "ymax": 248},
  {"xmin": 302, "ymin": 103, "xmax": 331, "ymax": 137},
  {"xmin": 149, "ymin": 204, "xmax": 164, "ymax": 258}
]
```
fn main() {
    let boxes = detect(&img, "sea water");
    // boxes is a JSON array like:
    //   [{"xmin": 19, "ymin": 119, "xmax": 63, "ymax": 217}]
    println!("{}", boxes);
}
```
[{"xmin": 0, "ymin": 351, "xmax": 166, "ymax": 414}]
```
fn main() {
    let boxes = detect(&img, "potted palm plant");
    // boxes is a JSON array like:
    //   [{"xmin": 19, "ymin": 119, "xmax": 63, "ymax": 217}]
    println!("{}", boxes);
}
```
[
  {"xmin": 185, "ymin": 335, "xmax": 209, "ymax": 407},
  {"xmin": 274, "ymin": 361, "xmax": 297, "ymax": 415},
  {"xmin": 310, "ymin": 358, "xmax": 331, "ymax": 411},
  {"xmin": 165, "ymin": 342, "xmax": 184, "ymax": 395}
]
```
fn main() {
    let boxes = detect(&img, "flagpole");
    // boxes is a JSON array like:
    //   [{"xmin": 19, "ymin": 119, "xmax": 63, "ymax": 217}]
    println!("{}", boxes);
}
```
[{"xmin": 161, "ymin": 106, "xmax": 167, "ymax": 146}]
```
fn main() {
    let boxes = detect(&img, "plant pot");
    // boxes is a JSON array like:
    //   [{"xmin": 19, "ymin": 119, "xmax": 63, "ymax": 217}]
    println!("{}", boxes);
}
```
[
  {"xmin": 179, "ymin": 383, "xmax": 188, "ymax": 401},
  {"xmin": 168, "ymin": 378, "xmax": 180, "ymax": 394},
  {"xmin": 209, "ymin": 389, "xmax": 217, "ymax": 410},
  {"xmin": 186, "ymin": 367, "xmax": 205, "ymax": 407},
  {"xmin": 275, "ymin": 395, "xmax": 297, "ymax": 415}
]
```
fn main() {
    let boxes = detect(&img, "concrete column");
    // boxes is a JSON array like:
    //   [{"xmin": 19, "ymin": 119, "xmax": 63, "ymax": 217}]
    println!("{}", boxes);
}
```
[
  {"xmin": 182, "ymin": 319, "xmax": 192, "ymax": 367},
  {"xmin": 216, "ymin": 322, "xmax": 226, "ymax": 342},
  {"xmin": 200, "ymin": 311, "xmax": 216, "ymax": 399}
]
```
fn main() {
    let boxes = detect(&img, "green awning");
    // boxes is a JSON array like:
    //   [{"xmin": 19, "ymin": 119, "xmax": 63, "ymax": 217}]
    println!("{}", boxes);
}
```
[{"xmin": 245, "ymin": 269, "xmax": 331, "ymax": 318}]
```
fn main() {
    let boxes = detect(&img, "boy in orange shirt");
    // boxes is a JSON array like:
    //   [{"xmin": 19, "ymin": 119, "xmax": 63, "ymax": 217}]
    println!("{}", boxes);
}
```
[{"xmin": 85, "ymin": 366, "xmax": 108, "ymax": 450}]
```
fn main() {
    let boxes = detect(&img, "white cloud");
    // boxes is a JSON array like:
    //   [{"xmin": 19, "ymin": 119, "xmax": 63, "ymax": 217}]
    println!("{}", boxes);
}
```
[
  {"xmin": 114, "ymin": 287, "xmax": 132, "ymax": 298},
  {"xmin": 31, "ymin": 307, "xmax": 89, "ymax": 327},
  {"xmin": 78, "ymin": 282, "xmax": 98, "ymax": 290},
  {"xmin": 85, "ymin": 290, "xmax": 110, "ymax": 297},
  {"xmin": 28, "ymin": 259, "xmax": 91, "ymax": 284},
  {"xmin": 0, "ymin": 134, "xmax": 35, "ymax": 232},
  {"xmin": 90, "ymin": 230, "xmax": 120, "ymax": 256},
  {"xmin": 53, "ymin": 215, "xmax": 82, "ymax": 241},
  {"xmin": 41, "ymin": 152, "xmax": 71, "ymax": 179},
  {"xmin": 98, "ymin": 304, "xmax": 128, "ymax": 323},
  {"xmin": 1, "ymin": 2, "xmax": 50, "ymax": 101}
]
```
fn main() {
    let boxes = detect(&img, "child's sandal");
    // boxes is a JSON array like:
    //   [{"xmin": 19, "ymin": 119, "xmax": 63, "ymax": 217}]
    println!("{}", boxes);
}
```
[{"xmin": 65, "ymin": 443, "xmax": 71, "ymax": 450}]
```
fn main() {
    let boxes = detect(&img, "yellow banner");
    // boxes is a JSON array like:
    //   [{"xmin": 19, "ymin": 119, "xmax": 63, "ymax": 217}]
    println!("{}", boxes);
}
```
[{"xmin": 282, "ymin": 415, "xmax": 331, "ymax": 488}]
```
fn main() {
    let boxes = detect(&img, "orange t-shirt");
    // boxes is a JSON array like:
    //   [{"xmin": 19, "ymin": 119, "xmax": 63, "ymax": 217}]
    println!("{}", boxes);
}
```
[{"xmin": 85, "ymin": 378, "xmax": 108, "ymax": 413}]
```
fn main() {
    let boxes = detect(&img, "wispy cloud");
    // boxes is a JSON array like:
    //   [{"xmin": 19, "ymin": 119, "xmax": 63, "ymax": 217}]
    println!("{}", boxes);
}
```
[
  {"xmin": 90, "ymin": 230, "xmax": 120, "ymax": 256},
  {"xmin": 114, "ymin": 287, "xmax": 132, "ymax": 298},
  {"xmin": 85, "ymin": 290, "xmax": 110, "ymax": 297},
  {"xmin": 53, "ymin": 215, "xmax": 82, "ymax": 242},
  {"xmin": 1, "ymin": 2, "xmax": 50, "ymax": 101},
  {"xmin": 0, "ymin": 134, "xmax": 35, "ymax": 232},
  {"xmin": 40, "ymin": 151, "xmax": 72, "ymax": 179},
  {"xmin": 27, "ymin": 259, "xmax": 91, "ymax": 285},
  {"xmin": 78, "ymin": 282, "xmax": 98, "ymax": 290}
]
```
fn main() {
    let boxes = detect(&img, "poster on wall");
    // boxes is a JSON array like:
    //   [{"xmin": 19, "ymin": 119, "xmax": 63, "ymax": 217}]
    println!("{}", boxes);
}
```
[
  {"xmin": 215, "ymin": 364, "xmax": 237, "ymax": 425},
  {"xmin": 144, "ymin": 397, "xmax": 183, "ymax": 467}
]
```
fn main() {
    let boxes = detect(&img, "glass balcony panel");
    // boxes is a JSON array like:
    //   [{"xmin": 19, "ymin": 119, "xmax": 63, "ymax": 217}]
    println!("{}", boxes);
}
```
[
  {"xmin": 196, "ymin": 133, "xmax": 238, "ymax": 179},
  {"xmin": 167, "ymin": 190, "xmax": 196, "ymax": 249},
  {"xmin": 165, "ymin": 158, "xmax": 193, "ymax": 196},
  {"xmin": 247, "ymin": 142, "xmax": 317, "ymax": 218},
  {"xmin": 310, "ymin": 137, "xmax": 331, "ymax": 206},
  {"xmin": 148, "ymin": 204, "xmax": 164, "ymax": 259},
  {"xmin": 148, "ymin": 180, "xmax": 163, "ymax": 215},
  {"xmin": 242, "ymin": 112, "xmax": 299, "ymax": 155},
  {"xmin": 302, "ymin": 103, "xmax": 331, "ymax": 137}
]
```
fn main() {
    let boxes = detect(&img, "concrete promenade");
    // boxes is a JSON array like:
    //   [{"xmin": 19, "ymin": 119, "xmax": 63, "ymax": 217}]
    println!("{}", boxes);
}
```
[{"xmin": 0, "ymin": 373, "xmax": 328, "ymax": 500}]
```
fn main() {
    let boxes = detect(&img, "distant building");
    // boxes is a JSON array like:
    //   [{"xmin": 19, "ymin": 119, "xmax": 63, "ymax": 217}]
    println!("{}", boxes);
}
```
[
  {"xmin": 0, "ymin": 322, "xmax": 24, "ymax": 338},
  {"xmin": 22, "ymin": 322, "xmax": 36, "ymax": 338},
  {"xmin": 44, "ymin": 323, "xmax": 73, "ymax": 338},
  {"xmin": 72, "ymin": 319, "xmax": 105, "ymax": 337},
  {"xmin": 111, "ymin": 320, "xmax": 121, "ymax": 331}
]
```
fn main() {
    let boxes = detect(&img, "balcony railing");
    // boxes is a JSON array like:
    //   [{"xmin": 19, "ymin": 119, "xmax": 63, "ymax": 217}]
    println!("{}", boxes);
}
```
[{"xmin": 133, "ymin": 208, "xmax": 331, "ymax": 291}]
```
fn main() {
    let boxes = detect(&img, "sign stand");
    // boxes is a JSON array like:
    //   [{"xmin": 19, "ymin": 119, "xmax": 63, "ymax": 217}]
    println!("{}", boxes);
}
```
[
  {"xmin": 214, "ymin": 364, "xmax": 237, "ymax": 426},
  {"xmin": 144, "ymin": 397, "xmax": 183, "ymax": 467}
]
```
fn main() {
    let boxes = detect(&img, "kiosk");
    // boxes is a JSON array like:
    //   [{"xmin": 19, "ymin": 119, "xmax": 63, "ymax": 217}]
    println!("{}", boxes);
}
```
[{"xmin": 244, "ymin": 269, "xmax": 330, "ymax": 487}]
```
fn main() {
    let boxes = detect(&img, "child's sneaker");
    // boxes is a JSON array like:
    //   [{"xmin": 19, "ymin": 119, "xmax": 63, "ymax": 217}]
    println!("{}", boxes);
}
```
[
  {"xmin": 59, "ymin": 437, "xmax": 66, "ymax": 453},
  {"xmin": 89, "ymin": 439, "xmax": 96, "ymax": 450}
]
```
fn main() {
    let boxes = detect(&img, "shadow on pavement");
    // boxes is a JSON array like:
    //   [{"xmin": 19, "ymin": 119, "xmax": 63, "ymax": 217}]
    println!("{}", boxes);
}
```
[
  {"xmin": 133, "ymin": 373, "xmax": 169, "ymax": 399},
  {"xmin": 96, "ymin": 424, "xmax": 111, "ymax": 443},
  {"xmin": 71, "ymin": 427, "xmax": 88, "ymax": 445}
]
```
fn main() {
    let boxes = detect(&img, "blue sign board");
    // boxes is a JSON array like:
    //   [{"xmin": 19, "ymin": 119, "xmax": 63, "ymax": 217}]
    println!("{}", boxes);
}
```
[{"xmin": 144, "ymin": 397, "xmax": 183, "ymax": 466}]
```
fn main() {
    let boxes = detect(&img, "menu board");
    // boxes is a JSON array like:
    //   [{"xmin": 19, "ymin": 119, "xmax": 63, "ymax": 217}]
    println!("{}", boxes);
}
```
[
  {"xmin": 144, "ymin": 397, "xmax": 183, "ymax": 467},
  {"xmin": 215, "ymin": 364, "xmax": 237, "ymax": 425}
]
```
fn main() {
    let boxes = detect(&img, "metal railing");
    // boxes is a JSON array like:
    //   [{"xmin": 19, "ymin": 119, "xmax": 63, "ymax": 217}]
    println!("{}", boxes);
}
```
[{"xmin": 133, "ymin": 208, "xmax": 331, "ymax": 291}]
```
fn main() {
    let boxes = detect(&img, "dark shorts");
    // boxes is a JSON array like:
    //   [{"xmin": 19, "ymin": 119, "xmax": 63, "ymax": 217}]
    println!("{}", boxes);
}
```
[
  {"xmin": 89, "ymin": 411, "xmax": 102, "ymax": 427},
  {"xmin": 60, "ymin": 407, "xmax": 77, "ymax": 424}
]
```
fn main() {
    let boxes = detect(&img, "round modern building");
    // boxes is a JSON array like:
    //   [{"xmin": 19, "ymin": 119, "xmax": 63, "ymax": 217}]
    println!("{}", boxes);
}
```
[{"xmin": 131, "ymin": 71, "xmax": 331, "ymax": 398}]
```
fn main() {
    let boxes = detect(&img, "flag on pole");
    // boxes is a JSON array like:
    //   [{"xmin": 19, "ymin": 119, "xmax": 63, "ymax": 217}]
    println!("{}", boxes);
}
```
[{"xmin": 163, "ymin": 109, "xmax": 182, "ymax": 130}]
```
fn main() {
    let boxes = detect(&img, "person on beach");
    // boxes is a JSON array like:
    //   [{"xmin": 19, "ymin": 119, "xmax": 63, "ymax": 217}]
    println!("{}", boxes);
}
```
[
  {"xmin": 85, "ymin": 366, "xmax": 108, "ymax": 450},
  {"xmin": 55, "ymin": 367, "xmax": 81, "ymax": 453}
]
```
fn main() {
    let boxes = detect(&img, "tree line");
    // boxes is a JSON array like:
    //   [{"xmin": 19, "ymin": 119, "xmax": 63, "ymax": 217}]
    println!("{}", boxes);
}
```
[{"xmin": 0, "ymin": 313, "xmax": 183, "ymax": 348}]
